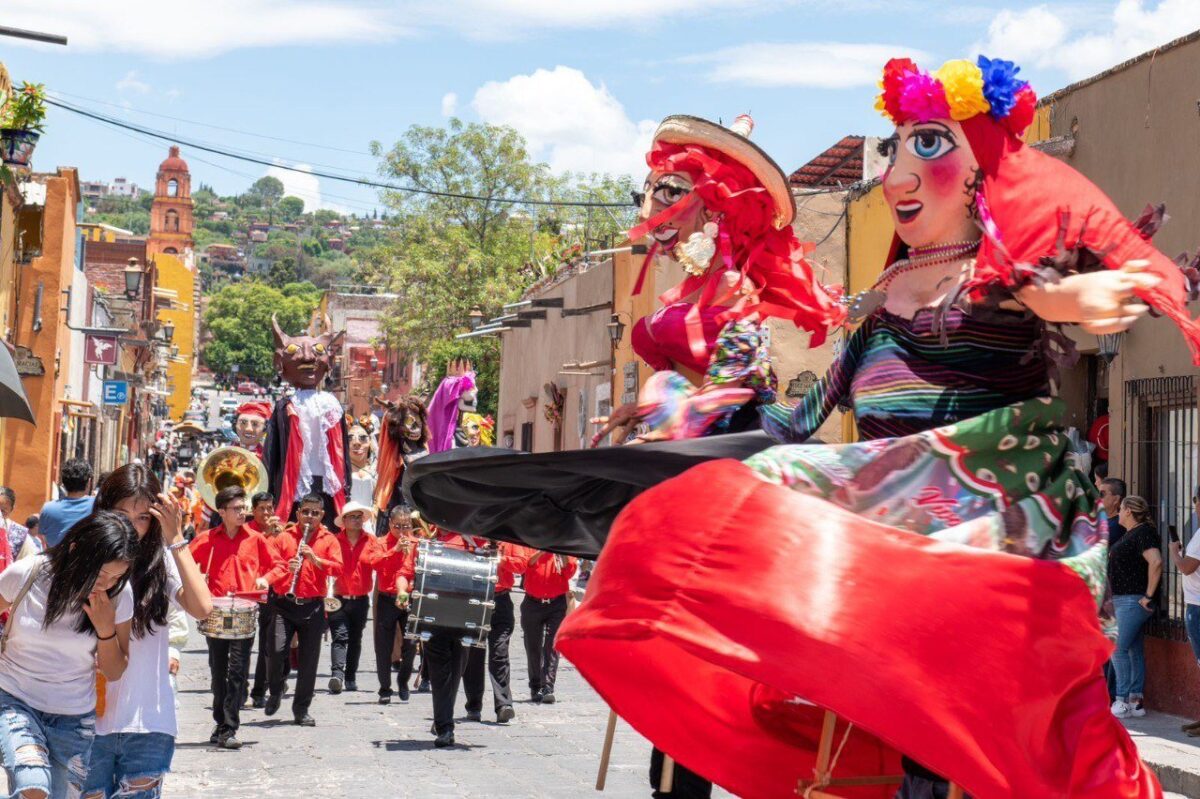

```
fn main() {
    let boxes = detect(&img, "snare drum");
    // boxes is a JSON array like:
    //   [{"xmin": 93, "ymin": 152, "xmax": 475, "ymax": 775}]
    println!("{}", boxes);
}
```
[
  {"xmin": 405, "ymin": 541, "xmax": 498, "ymax": 647},
  {"xmin": 198, "ymin": 596, "xmax": 258, "ymax": 640}
]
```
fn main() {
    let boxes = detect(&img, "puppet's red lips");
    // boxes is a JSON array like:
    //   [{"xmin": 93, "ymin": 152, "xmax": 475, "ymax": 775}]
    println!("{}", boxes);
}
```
[{"xmin": 894, "ymin": 201, "xmax": 922, "ymax": 223}]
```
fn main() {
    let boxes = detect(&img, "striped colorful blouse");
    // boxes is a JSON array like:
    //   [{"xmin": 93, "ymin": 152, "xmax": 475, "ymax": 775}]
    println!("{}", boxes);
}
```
[{"xmin": 760, "ymin": 305, "xmax": 1052, "ymax": 442}]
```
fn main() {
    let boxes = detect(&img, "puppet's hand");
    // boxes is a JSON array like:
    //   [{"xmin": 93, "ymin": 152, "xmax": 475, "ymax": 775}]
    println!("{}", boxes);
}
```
[{"xmin": 1015, "ymin": 260, "xmax": 1161, "ymax": 335}]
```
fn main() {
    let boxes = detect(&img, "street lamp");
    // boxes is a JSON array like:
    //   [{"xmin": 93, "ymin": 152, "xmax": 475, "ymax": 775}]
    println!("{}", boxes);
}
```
[
  {"xmin": 606, "ymin": 313, "xmax": 626, "ymax": 345},
  {"xmin": 161, "ymin": 320, "xmax": 175, "ymax": 343},
  {"xmin": 468, "ymin": 306, "xmax": 485, "ymax": 331},
  {"xmin": 1097, "ymin": 332, "xmax": 1124, "ymax": 364},
  {"xmin": 123, "ymin": 258, "xmax": 143, "ymax": 300}
]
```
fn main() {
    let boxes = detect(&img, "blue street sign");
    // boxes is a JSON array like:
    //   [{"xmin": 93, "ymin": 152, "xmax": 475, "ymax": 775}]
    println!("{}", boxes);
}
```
[{"xmin": 102, "ymin": 380, "xmax": 129, "ymax": 405}]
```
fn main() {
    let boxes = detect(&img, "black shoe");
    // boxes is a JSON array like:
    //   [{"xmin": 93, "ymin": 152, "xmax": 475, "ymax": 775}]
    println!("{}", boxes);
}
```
[
  {"xmin": 250, "ymin": 696, "xmax": 265, "ymax": 709},
  {"xmin": 218, "ymin": 733, "xmax": 243, "ymax": 750},
  {"xmin": 434, "ymin": 730, "xmax": 455, "ymax": 748},
  {"xmin": 397, "ymin": 686, "xmax": 410, "ymax": 702},
  {"xmin": 295, "ymin": 714, "xmax": 316, "ymax": 727},
  {"xmin": 541, "ymin": 691, "xmax": 556, "ymax": 705},
  {"xmin": 328, "ymin": 676, "xmax": 344, "ymax": 694},
  {"xmin": 465, "ymin": 710, "xmax": 482, "ymax": 722},
  {"xmin": 417, "ymin": 679, "xmax": 430, "ymax": 693},
  {"xmin": 531, "ymin": 690, "xmax": 543, "ymax": 704},
  {"xmin": 345, "ymin": 680, "xmax": 357, "ymax": 692},
  {"xmin": 209, "ymin": 726, "xmax": 221, "ymax": 744},
  {"xmin": 430, "ymin": 722, "xmax": 437, "ymax": 735},
  {"xmin": 378, "ymin": 694, "xmax": 392, "ymax": 706},
  {"xmin": 497, "ymin": 706, "xmax": 515, "ymax": 723},
  {"xmin": 264, "ymin": 695, "xmax": 281, "ymax": 717}
]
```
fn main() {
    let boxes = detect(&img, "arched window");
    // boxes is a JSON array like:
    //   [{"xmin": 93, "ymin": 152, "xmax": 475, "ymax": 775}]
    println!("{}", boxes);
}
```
[
  {"xmin": 167, "ymin": 179, "xmax": 179, "ymax": 197},
  {"xmin": 163, "ymin": 247, "xmax": 178, "ymax": 255},
  {"xmin": 165, "ymin": 209, "xmax": 179, "ymax": 232}
]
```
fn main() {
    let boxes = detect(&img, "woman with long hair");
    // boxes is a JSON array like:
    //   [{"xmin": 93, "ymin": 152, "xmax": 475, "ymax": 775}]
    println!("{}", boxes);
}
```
[
  {"xmin": 0, "ymin": 511, "xmax": 138, "ymax": 799},
  {"xmin": 84, "ymin": 464, "xmax": 212, "ymax": 797},
  {"xmin": 1109, "ymin": 494, "xmax": 1163, "ymax": 719}
]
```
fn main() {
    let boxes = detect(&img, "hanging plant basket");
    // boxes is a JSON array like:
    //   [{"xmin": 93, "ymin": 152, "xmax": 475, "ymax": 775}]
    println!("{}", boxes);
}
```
[{"xmin": 0, "ymin": 129, "xmax": 39, "ymax": 168}]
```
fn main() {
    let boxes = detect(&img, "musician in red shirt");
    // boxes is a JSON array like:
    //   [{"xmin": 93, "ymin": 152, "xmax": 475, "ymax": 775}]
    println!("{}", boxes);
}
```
[
  {"xmin": 463, "ymin": 539, "xmax": 528, "ymax": 724},
  {"xmin": 364, "ymin": 505, "xmax": 420, "ymax": 704},
  {"xmin": 521, "ymin": 549, "xmax": 577, "ymax": 704},
  {"xmin": 260, "ymin": 493, "xmax": 343, "ymax": 726},
  {"xmin": 247, "ymin": 491, "xmax": 286, "ymax": 709},
  {"xmin": 188, "ymin": 486, "xmax": 279, "ymax": 749},
  {"xmin": 326, "ymin": 501, "xmax": 377, "ymax": 696}
]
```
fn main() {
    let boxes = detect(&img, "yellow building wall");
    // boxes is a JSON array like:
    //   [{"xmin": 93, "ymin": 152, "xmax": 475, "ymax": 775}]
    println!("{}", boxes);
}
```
[
  {"xmin": 846, "ymin": 184, "xmax": 894, "ymax": 295},
  {"xmin": 153, "ymin": 252, "xmax": 196, "ymax": 419}
]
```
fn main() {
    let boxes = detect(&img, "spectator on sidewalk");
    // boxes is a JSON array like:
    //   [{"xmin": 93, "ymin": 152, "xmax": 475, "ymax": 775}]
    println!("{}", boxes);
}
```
[
  {"xmin": 1109, "ymin": 495, "xmax": 1162, "ymax": 719},
  {"xmin": 38, "ymin": 458, "xmax": 95, "ymax": 548},
  {"xmin": 1170, "ymin": 489, "xmax": 1200, "ymax": 736},
  {"xmin": 0, "ymin": 487, "xmax": 40, "ymax": 561},
  {"xmin": 1100, "ymin": 476, "xmax": 1128, "ymax": 700}
]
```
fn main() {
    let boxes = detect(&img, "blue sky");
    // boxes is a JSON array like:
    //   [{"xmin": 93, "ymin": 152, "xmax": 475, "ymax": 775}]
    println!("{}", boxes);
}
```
[{"xmin": 4, "ymin": 1, "xmax": 1198, "ymax": 215}]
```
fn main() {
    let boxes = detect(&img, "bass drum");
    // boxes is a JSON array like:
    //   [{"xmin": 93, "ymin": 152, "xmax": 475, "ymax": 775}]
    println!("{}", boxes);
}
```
[{"xmin": 405, "ymin": 540, "xmax": 498, "ymax": 647}]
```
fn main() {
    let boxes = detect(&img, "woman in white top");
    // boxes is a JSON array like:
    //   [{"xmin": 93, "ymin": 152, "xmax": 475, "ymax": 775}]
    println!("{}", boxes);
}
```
[
  {"xmin": 0, "ymin": 510, "xmax": 138, "ymax": 799},
  {"xmin": 84, "ymin": 464, "xmax": 212, "ymax": 798},
  {"xmin": 1169, "ymin": 489, "xmax": 1200, "ymax": 736}
]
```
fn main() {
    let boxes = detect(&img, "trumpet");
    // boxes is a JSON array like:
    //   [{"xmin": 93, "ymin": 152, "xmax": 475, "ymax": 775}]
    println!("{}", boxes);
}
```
[
  {"xmin": 285, "ymin": 521, "xmax": 315, "ymax": 600},
  {"xmin": 324, "ymin": 577, "xmax": 342, "ymax": 613}
]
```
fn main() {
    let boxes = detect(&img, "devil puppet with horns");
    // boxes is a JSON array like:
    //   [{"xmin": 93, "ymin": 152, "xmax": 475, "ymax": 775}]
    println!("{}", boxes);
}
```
[{"xmin": 264, "ymin": 314, "xmax": 352, "ymax": 528}]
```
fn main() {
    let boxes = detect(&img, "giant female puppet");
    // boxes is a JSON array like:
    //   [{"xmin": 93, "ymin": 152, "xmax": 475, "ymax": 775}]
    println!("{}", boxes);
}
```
[
  {"xmin": 555, "ymin": 56, "xmax": 1200, "ymax": 799},
  {"xmin": 264, "ymin": 316, "xmax": 351, "ymax": 528}
]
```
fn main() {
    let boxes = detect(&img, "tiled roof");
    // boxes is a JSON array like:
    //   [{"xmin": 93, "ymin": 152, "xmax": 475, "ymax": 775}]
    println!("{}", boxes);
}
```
[{"xmin": 789, "ymin": 135, "xmax": 865, "ymax": 188}]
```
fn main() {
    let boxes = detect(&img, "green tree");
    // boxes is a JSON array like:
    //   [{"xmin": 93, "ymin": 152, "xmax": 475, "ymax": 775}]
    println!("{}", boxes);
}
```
[
  {"xmin": 201, "ymin": 280, "xmax": 321, "ymax": 384},
  {"xmin": 278, "ymin": 195, "xmax": 305, "ymax": 222}
]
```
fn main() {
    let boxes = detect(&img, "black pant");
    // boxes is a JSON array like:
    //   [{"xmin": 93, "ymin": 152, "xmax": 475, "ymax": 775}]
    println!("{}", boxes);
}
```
[
  {"xmin": 250, "ymin": 597, "xmax": 275, "ymax": 700},
  {"xmin": 268, "ymin": 597, "xmax": 326, "ymax": 719},
  {"xmin": 650, "ymin": 748, "xmax": 712, "ymax": 799},
  {"xmin": 425, "ymin": 627, "xmax": 465, "ymax": 735},
  {"xmin": 206, "ymin": 636, "xmax": 253, "ymax": 735},
  {"xmin": 521, "ymin": 594, "xmax": 567, "ymax": 694},
  {"xmin": 463, "ymin": 591, "xmax": 514, "ymax": 714},
  {"xmin": 374, "ymin": 594, "xmax": 416, "ymax": 696},
  {"xmin": 328, "ymin": 596, "xmax": 370, "ymax": 683}
]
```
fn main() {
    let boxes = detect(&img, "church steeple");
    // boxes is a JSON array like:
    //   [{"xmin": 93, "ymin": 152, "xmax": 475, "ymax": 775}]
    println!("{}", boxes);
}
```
[{"xmin": 148, "ymin": 146, "xmax": 194, "ymax": 259}]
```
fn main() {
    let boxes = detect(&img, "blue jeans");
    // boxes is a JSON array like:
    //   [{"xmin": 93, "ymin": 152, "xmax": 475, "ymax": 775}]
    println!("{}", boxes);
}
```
[
  {"xmin": 0, "ymin": 688, "xmax": 95, "ymax": 799},
  {"xmin": 83, "ymin": 732, "xmax": 175, "ymax": 798},
  {"xmin": 1112, "ymin": 594, "xmax": 1153, "ymax": 700},
  {"xmin": 1186, "ymin": 603, "xmax": 1200, "ymax": 664}
]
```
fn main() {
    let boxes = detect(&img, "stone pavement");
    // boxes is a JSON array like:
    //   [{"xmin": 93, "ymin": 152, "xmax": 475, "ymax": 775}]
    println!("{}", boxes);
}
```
[
  {"xmin": 168, "ymin": 593, "xmax": 732, "ymax": 798},
  {"xmin": 1122, "ymin": 713, "xmax": 1200, "ymax": 798}
]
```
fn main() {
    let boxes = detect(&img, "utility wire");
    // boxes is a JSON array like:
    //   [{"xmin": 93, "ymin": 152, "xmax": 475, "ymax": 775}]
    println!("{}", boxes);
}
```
[{"xmin": 46, "ymin": 97, "xmax": 631, "ymax": 209}]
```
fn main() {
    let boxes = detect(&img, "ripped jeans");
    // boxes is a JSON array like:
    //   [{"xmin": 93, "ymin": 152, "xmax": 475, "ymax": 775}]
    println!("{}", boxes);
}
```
[
  {"xmin": 82, "ymin": 732, "xmax": 174, "ymax": 798},
  {"xmin": 0, "ymin": 688, "xmax": 95, "ymax": 799}
]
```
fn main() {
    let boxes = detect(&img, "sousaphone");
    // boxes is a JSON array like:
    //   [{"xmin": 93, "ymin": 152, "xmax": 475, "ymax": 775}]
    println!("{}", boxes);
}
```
[{"xmin": 197, "ymin": 446, "xmax": 269, "ymax": 510}]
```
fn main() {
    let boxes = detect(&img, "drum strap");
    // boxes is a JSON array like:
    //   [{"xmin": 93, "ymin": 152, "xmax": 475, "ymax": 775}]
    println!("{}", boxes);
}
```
[{"xmin": 1, "ymin": 559, "xmax": 42, "ymax": 655}]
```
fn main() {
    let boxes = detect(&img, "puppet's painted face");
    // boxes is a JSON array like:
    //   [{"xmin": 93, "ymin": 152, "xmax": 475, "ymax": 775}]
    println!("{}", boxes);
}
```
[
  {"xmin": 639, "ymin": 170, "xmax": 711, "ymax": 261},
  {"xmin": 384, "ymin": 398, "xmax": 428, "ymax": 449},
  {"xmin": 458, "ymin": 388, "xmax": 478, "ymax": 414},
  {"xmin": 402, "ymin": 414, "xmax": 424, "ymax": 442},
  {"xmin": 348, "ymin": 424, "xmax": 371, "ymax": 467},
  {"xmin": 881, "ymin": 119, "xmax": 981, "ymax": 249},
  {"xmin": 235, "ymin": 414, "xmax": 266, "ymax": 449},
  {"xmin": 272, "ymin": 317, "xmax": 343, "ymax": 390},
  {"xmin": 463, "ymin": 418, "xmax": 482, "ymax": 447}
]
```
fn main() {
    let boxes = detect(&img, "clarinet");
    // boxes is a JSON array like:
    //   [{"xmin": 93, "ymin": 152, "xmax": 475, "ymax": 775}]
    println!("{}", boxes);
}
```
[{"xmin": 285, "ymin": 521, "xmax": 315, "ymax": 600}]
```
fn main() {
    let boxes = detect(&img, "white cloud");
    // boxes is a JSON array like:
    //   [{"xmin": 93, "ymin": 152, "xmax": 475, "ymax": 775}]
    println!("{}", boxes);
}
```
[
  {"xmin": 115, "ymin": 70, "xmax": 151, "ymax": 94},
  {"xmin": 419, "ymin": 0, "xmax": 765, "ymax": 38},
  {"xmin": 977, "ymin": 0, "xmax": 1200, "ymax": 81},
  {"xmin": 265, "ymin": 163, "xmax": 344, "ymax": 213},
  {"xmin": 471, "ymin": 66, "xmax": 654, "ymax": 177},
  {"xmin": 441, "ymin": 92, "xmax": 458, "ymax": 117},
  {"xmin": 694, "ymin": 42, "xmax": 933, "ymax": 88},
  {"xmin": 5, "ymin": 0, "xmax": 405, "ymax": 59}
]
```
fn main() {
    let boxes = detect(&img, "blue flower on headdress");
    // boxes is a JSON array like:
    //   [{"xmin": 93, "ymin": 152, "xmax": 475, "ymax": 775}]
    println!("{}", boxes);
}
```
[{"xmin": 977, "ymin": 55, "xmax": 1025, "ymax": 119}]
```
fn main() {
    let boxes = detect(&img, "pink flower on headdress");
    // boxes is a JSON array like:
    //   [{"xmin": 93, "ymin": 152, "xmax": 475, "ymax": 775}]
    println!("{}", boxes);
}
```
[
  {"xmin": 875, "ymin": 57, "xmax": 917, "ymax": 123},
  {"xmin": 898, "ymin": 71, "xmax": 950, "ymax": 123},
  {"xmin": 1003, "ymin": 85, "xmax": 1038, "ymax": 135}
]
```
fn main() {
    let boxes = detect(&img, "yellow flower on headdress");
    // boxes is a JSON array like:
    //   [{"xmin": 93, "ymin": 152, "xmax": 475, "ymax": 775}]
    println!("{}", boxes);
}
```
[{"xmin": 934, "ymin": 59, "xmax": 990, "ymax": 121}]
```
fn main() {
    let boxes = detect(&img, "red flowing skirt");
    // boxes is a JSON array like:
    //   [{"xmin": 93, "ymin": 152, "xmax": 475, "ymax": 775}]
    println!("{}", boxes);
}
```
[{"xmin": 556, "ymin": 459, "xmax": 1160, "ymax": 799}]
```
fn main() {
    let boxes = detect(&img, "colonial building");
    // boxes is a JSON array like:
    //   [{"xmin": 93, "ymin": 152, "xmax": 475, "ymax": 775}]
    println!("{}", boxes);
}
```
[{"xmin": 147, "ymin": 147, "xmax": 194, "ymax": 260}]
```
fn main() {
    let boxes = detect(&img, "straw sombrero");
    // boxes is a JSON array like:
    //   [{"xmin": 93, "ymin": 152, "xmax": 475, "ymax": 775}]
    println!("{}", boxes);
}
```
[{"xmin": 652, "ymin": 114, "xmax": 796, "ymax": 229}]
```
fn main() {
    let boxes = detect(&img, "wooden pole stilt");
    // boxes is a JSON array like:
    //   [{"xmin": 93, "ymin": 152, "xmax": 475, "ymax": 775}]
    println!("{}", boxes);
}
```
[
  {"xmin": 658, "ymin": 755, "xmax": 676, "ymax": 794},
  {"xmin": 947, "ymin": 784, "xmax": 964, "ymax": 799},
  {"xmin": 813, "ymin": 710, "xmax": 838, "ymax": 776},
  {"xmin": 595, "ymin": 710, "xmax": 618, "ymax": 791}
]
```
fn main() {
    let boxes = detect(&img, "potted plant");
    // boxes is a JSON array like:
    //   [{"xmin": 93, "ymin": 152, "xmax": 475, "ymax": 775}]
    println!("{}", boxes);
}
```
[{"xmin": 0, "ymin": 82, "xmax": 47, "ymax": 168}]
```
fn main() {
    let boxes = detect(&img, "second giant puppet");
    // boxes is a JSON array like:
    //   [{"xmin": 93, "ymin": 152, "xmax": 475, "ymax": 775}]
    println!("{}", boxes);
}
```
[{"xmin": 264, "ymin": 316, "xmax": 351, "ymax": 528}]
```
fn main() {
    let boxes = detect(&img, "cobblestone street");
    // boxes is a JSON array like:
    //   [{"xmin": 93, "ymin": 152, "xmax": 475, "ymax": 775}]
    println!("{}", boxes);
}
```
[{"xmin": 168, "ymin": 592, "xmax": 723, "ymax": 798}]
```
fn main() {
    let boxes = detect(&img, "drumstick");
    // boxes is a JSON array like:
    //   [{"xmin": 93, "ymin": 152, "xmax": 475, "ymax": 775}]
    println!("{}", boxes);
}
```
[
  {"xmin": 596, "ymin": 709, "xmax": 618, "ymax": 791},
  {"xmin": 947, "ymin": 785, "xmax": 964, "ymax": 799},
  {"xmin": 658, "ymin": 755, "xmax": 675, "ymax": 794}
]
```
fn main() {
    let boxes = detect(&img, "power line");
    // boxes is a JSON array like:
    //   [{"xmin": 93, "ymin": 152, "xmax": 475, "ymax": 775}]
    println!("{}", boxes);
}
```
[{"xmin": 46, "ymin": 97, "xmax": 631, "ymax": 209}]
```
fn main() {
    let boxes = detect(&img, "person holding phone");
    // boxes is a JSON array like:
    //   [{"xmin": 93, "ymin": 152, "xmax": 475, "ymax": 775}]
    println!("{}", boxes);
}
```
[
  {"xmin": 1169, "ymin": 490, "xmax": 1200, "ymax": 735},
  {"xmin": 1109, "ymin": 496, "xmax": 1163, "ymax": 719}
]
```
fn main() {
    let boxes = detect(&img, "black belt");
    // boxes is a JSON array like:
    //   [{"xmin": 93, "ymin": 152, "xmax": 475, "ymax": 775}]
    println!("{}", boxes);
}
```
[
  {"xmin": 283, "ymin": 596, "xmax": 322, "ymax": 605},
  {"xmin": 378, "ymin": 592, "xmax": 397, "ymax": 600},
  {"xmin": 529, "ymin": 594, "xmax": 566, "ymax": 604},
  {"xmin": 335, "ymin": 594, "xmax": 368, "ymax": 600}
]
